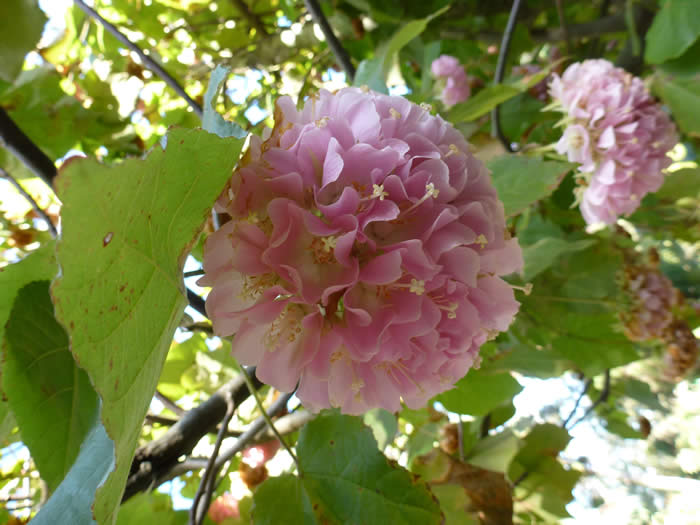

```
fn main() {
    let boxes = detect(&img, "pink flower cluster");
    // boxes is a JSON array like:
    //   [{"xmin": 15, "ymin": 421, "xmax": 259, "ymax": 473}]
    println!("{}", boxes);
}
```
[
  {"xmin": 201, "ymin": 87, "xmax": 521, "ymax": 415},
  {"xmin": 549, "ymin": 59, "xmax": 677, "ymax": 225},
  {"xmin": 431, "ymin": 55, "xmax": 470, "ymax": 108},
  {"xmin": 208, "ymin": 492, "xmax": 240, "ymax": 523}
]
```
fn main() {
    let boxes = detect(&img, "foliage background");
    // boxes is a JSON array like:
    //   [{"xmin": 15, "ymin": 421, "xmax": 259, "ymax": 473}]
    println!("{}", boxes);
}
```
[{"xmin": 0, "ymin": 0, "xmax": 699, "ymax": 523}]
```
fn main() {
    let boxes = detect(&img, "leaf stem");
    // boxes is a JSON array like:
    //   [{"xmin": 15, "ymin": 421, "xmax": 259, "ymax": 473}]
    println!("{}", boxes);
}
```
[{"xmin": 238, "ymin": 365, "xmax": 299, "ymax": 469}]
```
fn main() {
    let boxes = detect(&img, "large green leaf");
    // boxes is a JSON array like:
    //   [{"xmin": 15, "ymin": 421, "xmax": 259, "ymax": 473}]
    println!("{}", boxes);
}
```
[
  {"xmin": 3, "ymin": 281, "xmax": 99, "ymax": 491},
  {"xmin": 447, "ymin": 85, "xmax": 521, "ymax": 123},
  {"xmin": 0, "ymin": 241, "xmax": 56, "ymax": 346},
  {"xmin": 253, "ymin": 474, "xmax": 319, "ymax": 525},
  {"xmin": 31, "ymin": 420, "xmax": 114, "ymax": 525},
  {"xmin": 487, "ymin": 156, "xmax": 575, "ymax": 217},
  {"xmin": 51, "ymin": 127, "xmax": 244, "ymax": 524},
  {"xmin": 645, "ymin": 0, "xmax": 700, "ymax": 64},
  {"xmin": 436, "ymin": 368, "xmax": 523, "ymax": 417},
  {"xmin": 521, "ymin": 237, "xmax": 597, "ymax": 282},
  {"xmin": 652, "ymin": 74, "xmax": 700, "ymax": 136},
  {"xmin": 354, "ymin": 6, "xmax": 448, "ymax": 93},
  {"xmin": 0, "ymin": 0, "xmax": 47, "ymax": 82},
  {"xmin": 253, "ymin": 413, "xmax": 443, "ymax": 525}
]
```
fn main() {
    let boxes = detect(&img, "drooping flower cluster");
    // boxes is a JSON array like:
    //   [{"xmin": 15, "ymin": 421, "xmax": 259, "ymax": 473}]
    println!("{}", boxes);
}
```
[
  {"xmin": 431, "ymin": 55, "xmax": 470, "ymax": 108},
  {"xmin": 201, "ymin": 87, "xmax": 522, "ymax": 415},
  {"xmin": 208, "ymin": 493, "xmax": 240, "ymax": 523},
  {"xmin": 549, "ymin": 59, "xmax": 677, "ymax": 225},
  {"xmin": 619, "ymin": 249, "xmax": 698, "ymax": 378}
]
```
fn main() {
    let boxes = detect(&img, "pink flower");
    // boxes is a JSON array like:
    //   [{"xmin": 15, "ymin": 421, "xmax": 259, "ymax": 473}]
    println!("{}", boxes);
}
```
[
  {"xmin": 208, "ymin": 493, "xmax": 240, "ymax": 523},
  {"xmin": 549, "ymin": 59, "xmax": 677, "ymax": 225},
  {"xmin": 201, "ymin": 87, "xmax": 522, "ymax": 415},
  {"xmin": 431, "ymin": 55, "xmax": 470, "ymax": 108},
  {"xmin": 242, "ymin": 440, "xmax": 280, "ymax": 467}
]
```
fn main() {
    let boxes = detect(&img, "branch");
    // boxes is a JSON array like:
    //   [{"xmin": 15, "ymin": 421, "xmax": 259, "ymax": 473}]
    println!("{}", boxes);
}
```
[
  {"xmin": 190, "ymin": 391, "xmax": 235, "ymax": 525},
  {"xmin": 563, "ymin": 377, "xmax": 592, "ymax": 429},
  {"xmin": 73, "ymin": 0, "xmax": 203, "ymax": 118},
  {"xmin": 568, "ymin": 369, "xmax": 611, "ymax": 429},
  {"xmin": 0, "ymin": 167, "xmax": 57, "ymax": 237},
  {"xmin": 123, "ymin": 371, "xmax": 262, "ymax": 501},
  {"xmin": 155, "ymin": 390, "xmax": 185, "ymax": 416},
  {"xmin": 214, "ymin": 391, "xmax": 294, "ymax": 472},
  {"xmin": 304, "ymin": 0, "xmax": 356, "ymax": 81},
  {"xmin": 0, "ymin": 108, "xmax": 57, "ymax": 188},
  {"xmin": 230, "ymin": 0, "xmax": 268, "ymax": 36},
  {"xmin": 491, "ymin": 0, "xmax": 523, "ymax": 153},
  {"xmin": 186, "ymin": 288, "xmax": 207, "ymax": 318}
]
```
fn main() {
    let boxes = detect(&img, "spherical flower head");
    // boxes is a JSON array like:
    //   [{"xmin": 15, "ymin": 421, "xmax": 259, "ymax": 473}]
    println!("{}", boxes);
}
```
[
  {"xmin": 431, "ymin": 54, "xmax": 471, "ymax": 108},
  {"xmin": 208, "ymin": 493, "xmax": 240, "ymax": 523},
  {"xmin": 549, "ymin": 59, "xmax": 678, "ymax": 225},
  {"xmin": 201, "ymin": 87, "xmax": 522, "ymax": 415}
]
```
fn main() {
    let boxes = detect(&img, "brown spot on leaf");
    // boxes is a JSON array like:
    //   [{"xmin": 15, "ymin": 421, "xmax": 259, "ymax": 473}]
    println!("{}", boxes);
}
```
[{"xmin": 103, "ymin": 232, "xmax": 114, "ymax": 246}]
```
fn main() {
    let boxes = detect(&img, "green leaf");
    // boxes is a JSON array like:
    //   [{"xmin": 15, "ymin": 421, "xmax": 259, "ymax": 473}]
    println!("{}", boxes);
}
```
[
  {"xmin": 363, "ymin": 408, "xmax": 398, "ymax": 450},
  {"xmin": 203, "ymin": 65, "xmax": 247, "ymax": 139},
  {"xmin": 0, "ymin": 0, "xmax": 47, "ymax": 82},
  {"xmin": 656, "ymin": 167, "xmax": 700, "ymax": 200},
  {"xmin": 116, "ymin": 492, "xmax": 188, "ymax": 525},
  {"xmin": 0, "ymin": 241, "xmax": 56, "ymax": 345},
  {"xmin": 31, "ymin": 420, "xmax": 114, "ymax": 525},
  {"xmin": 466, "ymin": 429, "xmax": 521, "ymax": 474},
  {"xmin": 3, "ymin": 281, "xmax": 99, "ymax": 491},
  {"xmin": 645, "ymin": 0, "xmax": 700, "ymax": 64},
  {"xmin": 551, "ymin": 314, "xmax": 639, "ymax": 376},
  {"xmin": 51, "ymin": 127, "xmax": 244, "ymax": 524},
  {"xmin": 652, "ymin": 74, "xmax": 700, "ymax": 136},
  {"xmin": 430, "ymin": 485, "xmax": 479, "ymax": 525},
  {"xmin": 486, "ymin": 156, "xmax": 575, "ymax": 217},
  {"xmin": 436, "ymin": 368, "xmax": 523, "ymax": 417},
  {"xmin": 254, "ymin": 413, "xmax": 443, "ymax": 525},
  {"xmin": 447, "ymin": 85, "xmax": 521, "ymax": 123},
  {"xmin": 354, "ymin": 5, "xmax": 449, "ymax": 92},
  {"xmin": 508, "ymin": 423, "xmax": 570, "ymax": 480},
  {"xmin": 253, "ymin": 474, "xmax": 319, "ymax": 525},
  {"xmin": 522, "ymin": 238, "xmax": 597, "ymax": 282}
]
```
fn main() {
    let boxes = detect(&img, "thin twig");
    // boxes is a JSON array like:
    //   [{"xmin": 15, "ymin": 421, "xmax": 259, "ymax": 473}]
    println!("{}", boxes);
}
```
[
  {"xmin": 214, "ymin": 392, "xmax": 294, "ymax": 472},
  {"xmin": 239, "ymin": 366, "xmax": 299, "ymax": 468},
  {"xmin": 73, "ymin": 0, "xmax": 203, "ymax": 118},
  {"xmin": 190, "ymin": 392, "xmax": 236, "ymax": 525},
  {"xmin": 304, "ymin": 0, "xmax": 356, "ymax": 81},
  {"xmin": 184, "ymin": 269, "xmax": 205, "ymax": 278},
  {"xmin": 562, "ymin": 377, "xmax": 592, "ymax": 428},
  {"xmin": 0, "ymin": 167, "xmax": 57, "ymax": 237},
  {"xmin": 568, "ymin": 370, "xmax": 611, "ymax": 429},
  {"xmin": 0, "ymin": 108, "xmax": 57, "ymax": 188},
  {"xmin": 155, "ymin": 390, "xmax": 184, "ymax": 416},
  {"xmin": 555, "ymin": 0, "xmax": 571, "ymax": 54},
  {"xmin": 491, "ymin": 0, "xmax": 524, "ymax": 153}
]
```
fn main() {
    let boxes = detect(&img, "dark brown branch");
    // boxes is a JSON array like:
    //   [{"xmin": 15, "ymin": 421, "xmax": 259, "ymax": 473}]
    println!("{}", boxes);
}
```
[
  {"xmin": 0, "ymin": 108, "xmax": 57, "ymax": 188},
  {"xmin": 491, "ymin": 0, "xmax": 524, "ymax": 153},
  {"xmin": 73, "ymin": 0, "xmax": 203, "ymax": 118},
  {"xmin": 230, "ymin": 0, "xmax": 268, "ymax": 36},
  {"xmin": 123, "ymin": 371, "xmax": 262, "ymax": 502},
  {"xmin": 0, "ymin": 167, "xmax": 57, "ymax": 237},
  {"xmin": 304, "ymin": 0, "xmax": 356, "ymax": 81}
]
